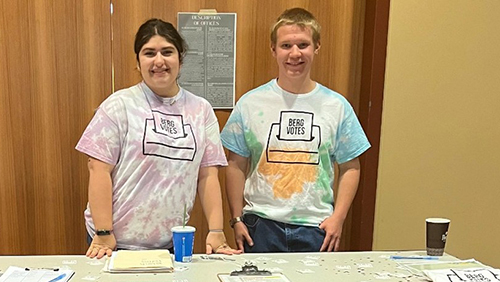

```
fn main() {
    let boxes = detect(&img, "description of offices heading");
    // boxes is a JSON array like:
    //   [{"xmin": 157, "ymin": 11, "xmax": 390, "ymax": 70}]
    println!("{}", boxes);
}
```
[{"xmin": 178, "ymin": 13, "xmax": 236, "ymax": 109}]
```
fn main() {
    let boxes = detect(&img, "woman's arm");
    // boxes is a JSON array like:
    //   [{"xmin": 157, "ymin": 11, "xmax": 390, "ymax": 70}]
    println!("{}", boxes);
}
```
[
  {"xmin": 86, "ymin": 157, "xmax": 116, "ymax": 258},
  {"xmin": 198, "ymin": 166, "xmax": 242, "ymax": 254}
]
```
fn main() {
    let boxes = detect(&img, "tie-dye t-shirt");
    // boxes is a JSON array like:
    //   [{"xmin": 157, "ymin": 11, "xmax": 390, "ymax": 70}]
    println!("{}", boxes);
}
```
[
  {"xmin": 76, "ymin": 82, "xmax": 227, "ymax": 249},
  {"xmin": 220, "ymin": 79, "xmax": 370, "ymax": 226}
]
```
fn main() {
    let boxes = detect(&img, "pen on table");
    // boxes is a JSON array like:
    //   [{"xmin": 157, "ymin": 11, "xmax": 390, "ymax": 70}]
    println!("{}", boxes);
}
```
[
  {"xmin": 390, "ymin": 255, "xmax": 439, "ymax": 260},
  {"xmin": 48, "ymin": 273, "xmax": 67, "ymax": 282},
  {"xmin": 200, "ymin": 255, "xmax": 236, "ymax": 261},
  {"xmin": 25, "ymin": 267, "xmax": 60, "ymax": 271}
]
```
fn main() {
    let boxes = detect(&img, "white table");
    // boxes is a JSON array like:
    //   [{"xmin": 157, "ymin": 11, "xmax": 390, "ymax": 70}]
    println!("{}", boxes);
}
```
[{"xmin": 0, "ymin": 251, "xmax": 457, "ymax": 281}]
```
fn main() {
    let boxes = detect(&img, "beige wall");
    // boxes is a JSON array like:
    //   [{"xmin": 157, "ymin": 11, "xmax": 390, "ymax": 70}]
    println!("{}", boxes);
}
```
[{"xmin": 373, "ymin": 1, "xmax": 500, "ymax": 267}]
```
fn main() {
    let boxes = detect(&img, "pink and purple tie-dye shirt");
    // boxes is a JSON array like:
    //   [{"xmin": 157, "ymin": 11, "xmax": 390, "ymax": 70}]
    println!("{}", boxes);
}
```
[{"xmin": 76, "ymin": 82, "xmax": 227, "ymax": 249}]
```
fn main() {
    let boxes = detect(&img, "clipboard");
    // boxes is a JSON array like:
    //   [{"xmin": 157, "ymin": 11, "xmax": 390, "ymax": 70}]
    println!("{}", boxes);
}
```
[
  {"xmin": 217, "ymin": 273, "xmax": 291, "ymax": 282},
  {"xmin": 217, "ymin": 262, "xmax": 291, "ymax": 282}
]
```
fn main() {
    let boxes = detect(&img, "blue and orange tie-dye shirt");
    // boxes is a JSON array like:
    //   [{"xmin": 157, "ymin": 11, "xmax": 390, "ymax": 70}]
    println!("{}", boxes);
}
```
[{"xmin": 221, "ymin": 79, "xmax": 370, "ymax": 226}]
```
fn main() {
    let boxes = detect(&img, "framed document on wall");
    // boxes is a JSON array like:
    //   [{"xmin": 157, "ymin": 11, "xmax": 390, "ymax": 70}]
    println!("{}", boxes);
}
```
[{"xmin": 178, "ymin": 11, "xmax": 237, "ymax": 109}]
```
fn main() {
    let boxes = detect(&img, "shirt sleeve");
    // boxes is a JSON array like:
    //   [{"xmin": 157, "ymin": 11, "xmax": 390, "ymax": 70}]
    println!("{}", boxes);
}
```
[
  {"xmin": 333, "ymin": 103, "xmax": 371, "ymax": 164},
  {"xmin": 220, "ymin": 103, "xmax": 251, "ymax": 158},
  {"xmin": 75, "ymin": 97, "xmax": 125, "ymax": 165}
]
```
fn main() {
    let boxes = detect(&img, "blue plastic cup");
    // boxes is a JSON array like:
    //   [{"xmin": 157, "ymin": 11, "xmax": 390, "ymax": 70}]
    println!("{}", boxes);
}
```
[{"xmin": 171, "ymin": 226, "xmax": 196, "ymax": 262}]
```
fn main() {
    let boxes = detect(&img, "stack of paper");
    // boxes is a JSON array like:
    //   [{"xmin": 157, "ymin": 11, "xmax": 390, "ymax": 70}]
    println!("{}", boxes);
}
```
[
  {"xmin": 396, "ymin": 258, "xmax": 500, "ymax": 282},
  {"xmin": 401, "ymin": 259, "xmax": 490, "ymax": 275},
  {"xmin": 424, "ymin": 267, "xmax": 500, "ymax": 282},
  {"xmin": 104, "ymin": 249, "xmax": 174, "ymax": 273}
]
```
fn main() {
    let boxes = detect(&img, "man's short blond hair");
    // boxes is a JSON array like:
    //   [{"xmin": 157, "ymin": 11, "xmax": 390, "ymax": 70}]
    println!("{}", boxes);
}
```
[{"xmin": 270, "ymin": 8, "xmax": 321, "ymax": 48}]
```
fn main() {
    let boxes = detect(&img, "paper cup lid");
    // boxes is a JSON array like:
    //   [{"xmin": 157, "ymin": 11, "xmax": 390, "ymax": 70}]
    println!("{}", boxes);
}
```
[
  {"xmin": 171, "ymin": 226, "xmax": 196, "ymax": 233},
  {"xmin": 426, "ymin": 218, "xmax": 450, "ymax": 223}
]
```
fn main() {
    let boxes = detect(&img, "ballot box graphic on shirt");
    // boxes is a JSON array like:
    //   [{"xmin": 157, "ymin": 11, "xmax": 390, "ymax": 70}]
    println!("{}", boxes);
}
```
[
  {"xmin": 266, "ymin": 111, "xmax": 321, "ymax": 165},
  {"xmin": 143, "ymin": 111, "xmax": 197, "ymax": 161}
]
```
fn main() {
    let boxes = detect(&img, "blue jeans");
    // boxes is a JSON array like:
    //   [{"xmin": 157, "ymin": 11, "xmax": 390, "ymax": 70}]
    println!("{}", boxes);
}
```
[{"xmin": 243, "ymin": 213, "xmax": 326, "ymax": 253}]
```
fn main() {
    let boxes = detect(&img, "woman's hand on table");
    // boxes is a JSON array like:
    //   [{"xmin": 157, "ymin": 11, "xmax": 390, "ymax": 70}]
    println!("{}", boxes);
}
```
[
  {"xmin": 205, "ymin": 230, "xmax": 242, "ymax": 255},
  {"xmin": 86, "ymin": 234, "xmax": 116, "ymax": 259}
]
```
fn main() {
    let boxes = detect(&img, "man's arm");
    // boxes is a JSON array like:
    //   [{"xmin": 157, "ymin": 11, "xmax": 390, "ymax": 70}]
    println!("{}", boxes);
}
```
[
  {"xmin": 86, "ymin": 157, "xmax": 116, "ymax": 258},
  {"xmin": 319, "ymin": 157, "xmax": 361, "ymax": 251},
  {"xmin": 198, "ymin": 166, "xmax": 242, "ymax": 254},
  {"xmin": 225, "ymin": 151, "xmax": 253, "ymax": 250}
]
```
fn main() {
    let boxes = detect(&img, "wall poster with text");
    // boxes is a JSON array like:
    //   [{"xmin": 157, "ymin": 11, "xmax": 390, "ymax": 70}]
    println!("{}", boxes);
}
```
[{"xmin": 178, "ymin": 12, "xmax": 236, "ymax": 109}]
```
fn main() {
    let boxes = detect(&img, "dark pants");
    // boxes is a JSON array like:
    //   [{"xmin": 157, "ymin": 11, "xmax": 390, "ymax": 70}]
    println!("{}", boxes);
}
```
[{"xmin": 243, "ymin": 213, "xmax": 326, "ymax": 253}]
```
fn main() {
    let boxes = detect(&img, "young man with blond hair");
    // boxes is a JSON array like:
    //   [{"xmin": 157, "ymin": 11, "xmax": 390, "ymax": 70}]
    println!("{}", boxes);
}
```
[{"xmin": 221, "ymin": 8, "xmax": 370, "ymax": 252}]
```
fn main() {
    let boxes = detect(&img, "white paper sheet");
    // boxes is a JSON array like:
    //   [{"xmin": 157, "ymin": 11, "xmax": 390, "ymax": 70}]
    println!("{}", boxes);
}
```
[
  {"xmin": 0, "ymin": 266, "xmax": 74, "ymax": 282},
  {"xmin": 424, "ymin": 267, "xmax": 500, "ymax": 282}
]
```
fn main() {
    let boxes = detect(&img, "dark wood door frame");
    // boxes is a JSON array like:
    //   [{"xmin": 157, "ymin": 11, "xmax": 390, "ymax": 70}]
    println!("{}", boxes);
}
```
[{"xmin": 351, "ymin": 0, "xmax": 391, "ymax": 251}]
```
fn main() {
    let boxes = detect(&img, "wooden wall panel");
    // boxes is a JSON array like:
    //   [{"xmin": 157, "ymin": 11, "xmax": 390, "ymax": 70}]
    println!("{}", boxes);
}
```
[
  {"xmin": 0, "ymin": 0, "xmax": 111, "ymax": 254},
  {"xmin": 0, "ymin": 0, "xmax": 31, "ymax": 254},
  {"xmin": 112, "ymin": 0, "xmax": 365, "ymax": 253},
  {"xmin": 112, "ymin": 0, "xmax": 364, "ymax": 102}
]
